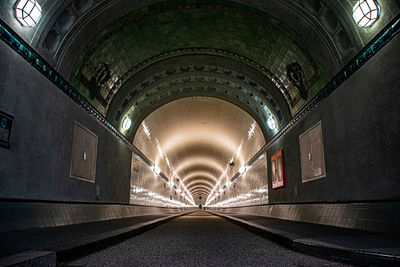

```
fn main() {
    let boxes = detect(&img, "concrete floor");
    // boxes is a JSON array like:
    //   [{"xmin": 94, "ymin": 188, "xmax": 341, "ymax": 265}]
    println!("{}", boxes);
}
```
[{"xmin": 65, "ymin": 211, "xmax": 352, "ymax": 266}]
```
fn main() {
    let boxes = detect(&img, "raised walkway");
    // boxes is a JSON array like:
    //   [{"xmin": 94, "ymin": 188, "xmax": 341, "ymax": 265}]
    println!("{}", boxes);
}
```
[
  {"xmin": 0, "ymin": 212, "xmax": 189, "ymax": 266},
  {"xmin": 1, "ymin": 210, "xmax": 400, "ymax": 266},
  {"xmin": 210, "ymin": 211, "xmax": 400, "ymax": 266}
]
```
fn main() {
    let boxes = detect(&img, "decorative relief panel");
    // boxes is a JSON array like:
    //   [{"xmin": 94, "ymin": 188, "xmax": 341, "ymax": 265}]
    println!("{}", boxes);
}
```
[
  {"xmin": 70, "ymin": 121, "xmax": 98, "ymax": 182},
  {"xmin": 299, "ymin": 121, "xmax": 326, "ymax": 183}
]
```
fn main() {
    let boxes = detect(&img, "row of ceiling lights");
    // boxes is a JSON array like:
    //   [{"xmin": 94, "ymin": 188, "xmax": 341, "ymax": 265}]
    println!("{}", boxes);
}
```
[
  {"xmin": 14, "ymin": 0, "xmax": 382, "ymax": 28},
  {"xmin": 135, "ymin": 119, "xmax": 196, "ymax": 205},
  {"xmin": 149, "ymin": 163, "xmax": 196, "ymax": 206},
  {"xmin": 204, "ymin": 120, "xmax": 259, "ymax": 206}
]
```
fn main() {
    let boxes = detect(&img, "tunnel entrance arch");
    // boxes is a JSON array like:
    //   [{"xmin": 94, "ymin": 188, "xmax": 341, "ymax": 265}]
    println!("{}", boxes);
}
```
[{"xmin": 107, "ymin": 54, "xmax": 292, "ymax": 143}]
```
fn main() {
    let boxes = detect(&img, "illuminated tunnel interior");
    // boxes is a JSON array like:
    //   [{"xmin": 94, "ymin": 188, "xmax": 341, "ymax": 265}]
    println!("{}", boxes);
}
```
[
  {"xmin": 0, "ymin": 0, "xmax": 399, "ymax": 265},
  {"xmin": 131, "ymin": 97, "xmax": 267, "ymax": 206}
]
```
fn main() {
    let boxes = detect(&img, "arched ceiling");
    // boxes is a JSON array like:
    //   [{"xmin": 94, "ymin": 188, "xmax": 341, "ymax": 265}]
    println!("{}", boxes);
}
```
[
  {"xmin": 1, "ymin": 0, "xmax": 399, "ymax": 204},
  {"xmin": 1, "ymin": 1, "xmax": 399, "ymax": 128},
  {"xmin": 133, "ymin": 97, "xmax": 265, "ymax": 203},
  {"xmin": 109, "ymin": 54, "xmax": 291, "ymax": 140},
  {"xmin": 65, "ymin": 0, "xmax": 329, "ymax": 127},
  {"xmin": 2, "ymin": 0, "xmax": 398, "ymax": 137}
]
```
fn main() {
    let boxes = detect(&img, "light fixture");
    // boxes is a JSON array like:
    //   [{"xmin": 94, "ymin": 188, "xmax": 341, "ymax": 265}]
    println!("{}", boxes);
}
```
[
  {"xmin": 122, "ymin": 117, "xmax": 131, "ymax": 130},
  {"xmin": 151, "ymin": 165, "xmax": 161, "ymax": 175},
  {"xmin": 352, "ymin": 0, "xmax": 381, "ymax": 28},
  {"xmin": 15, "ymin": 0, "xmax": 42, "ymax": 27},
  {"xmin": 238, "ymin": 165, "xmax": 248, "ymax": 175},
  {"xmin": 267, "ymin": 117, "xmax": 276, "ymax": 130}
]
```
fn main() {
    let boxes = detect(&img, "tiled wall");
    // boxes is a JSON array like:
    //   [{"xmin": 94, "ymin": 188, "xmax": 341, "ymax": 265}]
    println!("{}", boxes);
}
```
[
  {"xmin": 0, "ymin": 201, "xmax": 194, "ymax": 232},
  {"xmin": 211, "ymin": 202, "xmax": 400, "ymax": 234}
]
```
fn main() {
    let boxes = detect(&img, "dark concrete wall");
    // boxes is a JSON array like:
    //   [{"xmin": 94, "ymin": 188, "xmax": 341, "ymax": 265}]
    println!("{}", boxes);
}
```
[
  {"xmin": 267, "ymin": 34, "xmax": 400, "ymax": 204},
  {"xmin": 0, "ymin": 41, "xmax": 131, "ymax": 203}
]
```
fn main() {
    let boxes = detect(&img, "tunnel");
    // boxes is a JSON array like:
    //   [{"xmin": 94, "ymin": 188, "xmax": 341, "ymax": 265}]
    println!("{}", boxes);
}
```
[{"xmin": 0, "ymin": 0, "xmax": 400, "ymax": 266}]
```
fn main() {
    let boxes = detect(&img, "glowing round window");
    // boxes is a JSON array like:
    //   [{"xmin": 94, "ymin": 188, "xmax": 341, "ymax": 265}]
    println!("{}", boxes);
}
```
[
  {"xmin": 267, "ymin": 117, "xmax": 276, "ymax": 130},
  {"xmin": 352, "ymin": 0, "xmax": 381, "ymax": 28},
  {"xmin": 122, "ymin": 117, "xmax": 132, "ymax": 130},
  {"xmin": 15, "ymin": 0, "xmax": 42, "ymax": 27},
  {"xmin": 152, "ymin": 165, "xmax": 161, "ymax": 175}
]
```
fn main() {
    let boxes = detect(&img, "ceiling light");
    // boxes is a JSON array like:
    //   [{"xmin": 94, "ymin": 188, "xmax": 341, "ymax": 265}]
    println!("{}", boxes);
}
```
[
  {"xmin": 142, "ymin": 121, "xmax": 151, "ymax": 138},
  {"xmin": 353, "ymin": 0, "xmax": 380, "ymax": 28},
  {"xmin": 247, "ymin": 121, "xmax": 256, "ymax": 139},
  {"xmin": 151, "ymin": 165, "xmax": 161, "ymax": 175},
  {"xmin": 238, "ymin": 165, "xmax": 248, "ymax": 175},
  {"xmin": 267, "ymin": 117, "xmax": 276, "ymax": 130},
  {"xmin": 122, "ymin": 117, "xmax": 132, "ymax": 130},
  {"xmin": 15, "ymin": 0, "xmax": 42, "ymax": 27}
]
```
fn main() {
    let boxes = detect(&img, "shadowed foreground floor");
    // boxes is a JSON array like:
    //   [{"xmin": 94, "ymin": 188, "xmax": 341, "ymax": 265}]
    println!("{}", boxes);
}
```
[{"xmin": 65, "ymin": 211, "xmax": 351, "ymax": 266}]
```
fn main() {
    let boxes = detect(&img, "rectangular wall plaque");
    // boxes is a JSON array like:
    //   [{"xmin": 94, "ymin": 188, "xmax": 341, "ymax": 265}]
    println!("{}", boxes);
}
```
[
  {"xmin": 271, "ymin": 149, "xmax": 285, "ymax": 189},
  {"xmin": 299, "ymin": 121, "xmax": 326, "ymax": 183},
  {"xmin": 70, "ymin": 121, "xmax": 98, "ymax": 183},
  {"xmin": 0, "ymin": 111, "xmax": 14, "ymax": 148}
]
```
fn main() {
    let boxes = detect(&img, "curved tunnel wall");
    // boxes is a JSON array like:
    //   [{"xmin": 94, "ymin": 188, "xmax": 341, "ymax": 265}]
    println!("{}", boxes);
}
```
[
  {"xmin": 0, "ymin": 1, "xmax": 399, "ymax": 234},
  {"xmin": 0, "ymin": 37, "xmax": 192, "ymax": 208},
  {"xmin": 209, "ymin": 32, "xmax": 400, "ymax": 233}
]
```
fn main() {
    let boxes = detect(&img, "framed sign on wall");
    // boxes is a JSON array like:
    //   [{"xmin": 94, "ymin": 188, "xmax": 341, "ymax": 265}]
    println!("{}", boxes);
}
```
[
  {"xmin": 0, "ymin": 111, "xmax": 14, "ymax": 148},
  {"xmin": 299, "ymin": 121, "xmax": 326, "ymax": 183},
  {"xmin": 271, "ymin": 149, "xmax": 285, "ymax": 189}
]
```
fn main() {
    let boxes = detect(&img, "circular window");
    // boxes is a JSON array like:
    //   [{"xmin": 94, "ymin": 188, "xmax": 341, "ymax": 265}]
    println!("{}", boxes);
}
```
[
  {"xmin": 267, "ymin": 117, "xmax": 276, "ymax": 130},
  {"xmin": 352, "ymin": 0, "xmax": 381, "ymax": 28},
  {"xmin": 122, "ymin": 117, "xmax": 132, "ymax": 130},
  {"xmin": 15, "ymin": 0, "xmax": 42, "ymax": 27}
]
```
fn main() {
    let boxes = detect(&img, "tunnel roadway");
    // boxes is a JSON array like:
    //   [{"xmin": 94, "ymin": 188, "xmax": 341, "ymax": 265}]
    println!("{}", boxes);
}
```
[{"xmin": 65, "ymin": 210, "xmax": 351, "ymax": 266}]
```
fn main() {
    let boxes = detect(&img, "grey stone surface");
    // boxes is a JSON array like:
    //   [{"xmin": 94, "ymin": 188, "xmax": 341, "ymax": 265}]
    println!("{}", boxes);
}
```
[
  {"xmin": 211, "ymin": 211, "xmax": 400, "ymax": 265},
  {"xmin": 0, "ymin": 201, "xmax": 194, "ymax": 232},
  {"xmin": 0, "ymin": 250, "xmax": 56, "ymax": 267},
  {"xmin": 0, "ymin": 211, "xmax": 193, "ymax": 258},
  {"xmin": 66, "ymin": 211, "xmax": 351, "ymax": 266},
  {"xmin": 211, "ymin": 202, "xmax": 400, "ymax": 234}
]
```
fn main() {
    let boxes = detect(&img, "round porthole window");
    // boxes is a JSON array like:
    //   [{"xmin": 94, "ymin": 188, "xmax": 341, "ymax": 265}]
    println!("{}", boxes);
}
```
[
  {"xmin": 15, "ymin": 0, "xmax": 42, "ymax": 27},
  {"xmin": 267, "ymin": 117, "xmax": 276, "ymax": 130},
  {"xmin": 122, "ymin": 117, "xmax": 132, "ymax": 130},
  {"xmin": 352, "ymin": 0, "xmax": 381, "ymax": 28}
]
